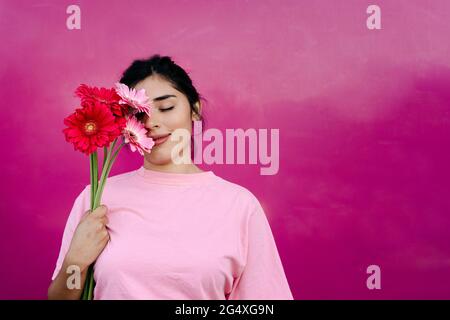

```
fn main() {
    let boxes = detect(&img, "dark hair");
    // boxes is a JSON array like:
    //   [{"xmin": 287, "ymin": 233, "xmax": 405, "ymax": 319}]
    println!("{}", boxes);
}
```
[{"xmin": 119, "ymin": 54, "xmax": 205, "ymax": 126}]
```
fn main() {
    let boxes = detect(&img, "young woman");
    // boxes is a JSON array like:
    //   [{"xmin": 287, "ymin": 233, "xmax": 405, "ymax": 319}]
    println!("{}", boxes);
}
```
[{"xmin": 48, "ymin": 55, "xmax": 293, "ymax": 300}]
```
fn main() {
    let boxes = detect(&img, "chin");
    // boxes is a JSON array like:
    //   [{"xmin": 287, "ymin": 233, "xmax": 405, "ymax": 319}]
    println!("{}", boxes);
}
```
[{"xmin": 146, "ymin": 151, "xmax": 173, "ymax": 165}]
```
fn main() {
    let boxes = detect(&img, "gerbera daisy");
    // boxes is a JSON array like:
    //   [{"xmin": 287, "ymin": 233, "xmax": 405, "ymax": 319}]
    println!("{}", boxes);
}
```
[
  {"xmin": 75, "ymin": 84, "xmax": 127, "ymax": 117},
  {"xmin": 123, "ymin": 116, "xmax": 155, "ymax": 155},
  {"xmin": 114, "ymin": 82, "xmax": 152, "ymax": 116},
  {"xmin": 63, "ymin": 101, "xmax": 122, "ymax": 155}
]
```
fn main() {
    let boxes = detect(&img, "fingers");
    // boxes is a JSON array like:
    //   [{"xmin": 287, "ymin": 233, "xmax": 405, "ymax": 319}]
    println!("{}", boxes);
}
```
[
  {"xmin": 97, "ymin": 220, "xmax": 110, "ymax": 241},
  {"xmin": 91, "ymin": 204, "xmax": 108, "ymax": 218},
  {"xmin": 100, "ymin": 228, "xmax": 110, "ymax": 245},
  {"xmin": 101, "ymin": 229, "xmax": 110, "ymax": 240},
  {"xmin": 100, "ymin": 215, "xmax": 109, "ymax": 225},
  {"xmin": 81, "ymin": 209, "xmax": 92, "ymax": 220},
  {"xmin": 83, "ymin": 205, "xmax": 109, "ymax": 230}
]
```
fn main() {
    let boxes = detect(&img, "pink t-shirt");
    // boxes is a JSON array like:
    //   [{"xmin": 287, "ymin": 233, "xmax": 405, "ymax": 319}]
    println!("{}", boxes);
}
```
[{"xmin": 51, "ymin": 166, "xmax": 293, "ymax": 300}]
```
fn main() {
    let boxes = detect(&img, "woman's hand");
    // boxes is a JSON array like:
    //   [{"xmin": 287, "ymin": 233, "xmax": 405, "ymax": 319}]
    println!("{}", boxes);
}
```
[
  {"xmin": 65, "ymin": 204, "xmax": 110, "ymax": 272},
  {"xmin": 48, "ymin": 205, "xmax": 110, "ymax": 300}
]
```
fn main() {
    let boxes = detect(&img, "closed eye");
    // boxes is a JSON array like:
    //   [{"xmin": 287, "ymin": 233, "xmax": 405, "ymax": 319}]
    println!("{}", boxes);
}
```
[{"xmin": 160, "ymin": 106, "xmax": 174, "ymax": 112}]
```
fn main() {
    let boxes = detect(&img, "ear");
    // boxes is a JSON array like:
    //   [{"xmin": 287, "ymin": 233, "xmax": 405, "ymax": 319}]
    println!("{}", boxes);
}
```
[{"xmin": 191, "ymin": 101, "xmax": 202, "ymax": 121}]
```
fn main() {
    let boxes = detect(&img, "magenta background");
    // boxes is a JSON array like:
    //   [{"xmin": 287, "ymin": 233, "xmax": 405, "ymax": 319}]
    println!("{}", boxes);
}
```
[{"xmin": 1, "ymin": 0, "xmax": 450, "ymax": 299}]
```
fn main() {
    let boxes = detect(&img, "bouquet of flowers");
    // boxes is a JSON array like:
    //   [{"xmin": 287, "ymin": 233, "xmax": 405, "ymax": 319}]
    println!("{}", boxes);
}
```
[{"xmin": 62, "ymin": 82, "xmax": 155, "ymax": 299}]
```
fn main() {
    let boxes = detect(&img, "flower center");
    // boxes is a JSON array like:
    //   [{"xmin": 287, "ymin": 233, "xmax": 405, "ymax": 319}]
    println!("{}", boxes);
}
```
[{"xmin": 84, "ymin": 121, "xmax": 97, "ymax": 135}]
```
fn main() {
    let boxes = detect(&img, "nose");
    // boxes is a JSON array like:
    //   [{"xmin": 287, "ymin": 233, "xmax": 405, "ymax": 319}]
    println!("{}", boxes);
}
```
[{"xmin": 144, "ymin": 113, "xmax": 159, "ymax": 130}]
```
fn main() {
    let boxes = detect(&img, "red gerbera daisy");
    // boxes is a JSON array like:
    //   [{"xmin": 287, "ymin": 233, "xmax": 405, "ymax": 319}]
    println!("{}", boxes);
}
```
[
  {"xmin": 75, "ymin": 84, "xmax": 127, "ymax": 117},
  {"xmin": 63, "ymin": 101, "xmax": 122, "ymax": 155}
]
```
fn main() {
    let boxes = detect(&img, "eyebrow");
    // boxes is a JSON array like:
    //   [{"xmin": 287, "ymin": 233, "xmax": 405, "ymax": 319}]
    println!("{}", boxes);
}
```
[{"xmin": 152, "ymin": 94, "xmax": 177, "ymax": 102}]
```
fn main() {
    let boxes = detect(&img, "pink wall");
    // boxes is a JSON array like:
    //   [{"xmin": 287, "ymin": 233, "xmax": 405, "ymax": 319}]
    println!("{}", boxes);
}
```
[{"xmin": 1, "ymin": 0, "xmax": 450, "ymax": 299}]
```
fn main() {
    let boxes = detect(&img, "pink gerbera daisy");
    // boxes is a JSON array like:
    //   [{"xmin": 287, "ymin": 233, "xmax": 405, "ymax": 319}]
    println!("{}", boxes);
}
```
[
  {"xmin": 114, "ymin": 82, "xmax": 152, "ymax": 116},
  {"xmin": 123, "ymin": 116, "xmax": 155, "ymax": 155}
]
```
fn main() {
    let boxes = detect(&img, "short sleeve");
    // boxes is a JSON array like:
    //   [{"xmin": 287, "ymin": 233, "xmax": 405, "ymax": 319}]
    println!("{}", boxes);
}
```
[
  {"xmin": 227, "ymin": 199, "xmax": 294, "ymax": 300},
  {"xmin": 51, "ymin": 185, "xmax": 91, "ymax": 281}
]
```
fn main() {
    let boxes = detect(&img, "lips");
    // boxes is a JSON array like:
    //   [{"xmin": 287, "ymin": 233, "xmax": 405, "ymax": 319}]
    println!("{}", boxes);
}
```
[{"xmin": 150, "ymin": 133, "xmax": 171, "ymax": 146}]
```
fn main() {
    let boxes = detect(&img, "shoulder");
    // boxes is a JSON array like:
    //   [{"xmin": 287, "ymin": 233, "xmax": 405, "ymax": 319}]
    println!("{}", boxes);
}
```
[
  {"xmin": 82, "ymin": 168, "xmax": 137, "ymax": 195},
  {"xmin": 106, "ymin": 169, "xmax": 137, "ymax": 184},
  {"xmin": 211, "ymin": 174, "xmax": 262, "ymax": 213}
]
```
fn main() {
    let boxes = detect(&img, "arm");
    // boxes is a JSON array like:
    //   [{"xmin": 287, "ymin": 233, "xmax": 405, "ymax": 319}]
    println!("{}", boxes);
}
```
[
  {"xmin": 48, "ymin": 205, "xmax": 110, "ymax": 300},
  {"xmin": 227, "ymin": 199, "xmax": 293, "ymax": 300},
  {"xmin": 47, "ymin": 255, "xmax": 89, "ymax": 300}
]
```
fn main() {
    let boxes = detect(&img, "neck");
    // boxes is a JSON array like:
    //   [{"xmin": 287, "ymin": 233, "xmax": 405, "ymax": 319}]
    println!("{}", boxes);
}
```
[{"xmin": 143, "ymin": 159, "xmax": 204, "ymax": 174}]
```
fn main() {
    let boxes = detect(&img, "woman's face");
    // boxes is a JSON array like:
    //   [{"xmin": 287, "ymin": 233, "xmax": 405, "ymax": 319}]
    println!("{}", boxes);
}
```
[{"xmin": 133, "ymin": 75, "xmax": 197, "ymax": 165}]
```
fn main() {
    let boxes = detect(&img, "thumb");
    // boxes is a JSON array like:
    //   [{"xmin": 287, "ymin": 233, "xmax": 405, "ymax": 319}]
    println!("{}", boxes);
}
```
[{"xmin": 91, "ymin": 204, "xmax": 108, "ymax": 218}]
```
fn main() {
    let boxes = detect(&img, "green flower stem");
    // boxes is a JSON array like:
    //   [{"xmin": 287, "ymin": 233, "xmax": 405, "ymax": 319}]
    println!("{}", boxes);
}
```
[
  {"xmin": 81, "ymin": 139, "xmax": 126, "ymax": 300},
  {"xmin": 87, "ymin": 265, "xmax": 95, "ymax": 300},
  {"xmin": 92, "ymin": 151, "xmax": 98, "ymax": 209},
  {"xmin": 82, "ymin": 265, "xmax": 93, "ymax": 300},
  {"xmin": 93, "ymin": 139, "xmax": 116, "ymax": 209},
  {"xmin": 89, "ymin": 153, "xmax": 95, "ymax": 210},
  {"xmin": 93, "ymin": 141, "xmax": 125, "ymax": 209},
  {"xmin": 102, "ymin": 146, "xmax": 107, "ymax": 172},
  {"xmin": 105, "ymin": 142, "xmax": 125, "ymax": 178},
  {"xmin": 83, "ymin": 152, "xmax": 99, "ymax": 300}
]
